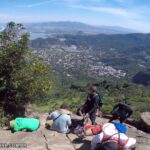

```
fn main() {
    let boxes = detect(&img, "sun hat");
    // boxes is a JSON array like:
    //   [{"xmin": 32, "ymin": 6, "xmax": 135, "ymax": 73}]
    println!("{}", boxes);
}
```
[{"xmin": 57, "ymin": 109, "xmax": 72, "ymax": 115}]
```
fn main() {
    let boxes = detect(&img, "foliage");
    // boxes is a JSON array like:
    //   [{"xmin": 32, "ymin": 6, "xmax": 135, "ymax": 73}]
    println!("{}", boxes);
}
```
[
  {"xmin": 0, "ymin": 22, "xmax": 53, "ymax": 120},
  {"xmin": 33, "ymin": 76, "xmax": 150, "ymax": 121}
]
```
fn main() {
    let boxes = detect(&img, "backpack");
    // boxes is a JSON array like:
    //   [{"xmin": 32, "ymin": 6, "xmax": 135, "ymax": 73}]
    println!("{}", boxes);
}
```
[
  {"xmin": 95, "ymin": 123, "xmax": 127, "ymax": 150},
  {"xmin": 114, "ymin": 122, "xmax": 126, "ymax": 134},
  {"xmin": 95, "ymin": 132, "xmax": 121, "ymax": 150},
  {"xmin": 95, "ymin": 93, "xmax": 104, "ymax": 107}
]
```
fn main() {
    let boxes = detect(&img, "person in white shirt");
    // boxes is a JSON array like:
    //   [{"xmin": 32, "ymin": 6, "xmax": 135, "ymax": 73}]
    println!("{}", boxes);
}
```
[{"xmin": 91, "ymin": 122, "xmax": 136, "ymax": 150}]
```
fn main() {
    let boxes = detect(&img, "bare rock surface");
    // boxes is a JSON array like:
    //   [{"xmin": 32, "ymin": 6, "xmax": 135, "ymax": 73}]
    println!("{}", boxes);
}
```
[
  {"xmin": 141, "ymin": 112, "xmax": 150, "ymax": 126},
  {"xmin": 140, "ymin": 112, "xmax": 150, "ymax": 133},
  {"xmin": 0, "ymin": 112, "xmax": 150, "ymax": 150}
]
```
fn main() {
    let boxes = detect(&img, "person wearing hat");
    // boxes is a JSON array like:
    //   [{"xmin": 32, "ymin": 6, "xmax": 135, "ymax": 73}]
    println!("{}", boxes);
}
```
[
  {"xmin": 90, "ymin": 122, "xmax": 136, "ymax": 150},
  {"xmin": 9, "ymin": 117, "xmax": 40, "ymax": 132},
  {"xmin": 45, "ymin": 104, "xmax": 72, "ymax": 134}
]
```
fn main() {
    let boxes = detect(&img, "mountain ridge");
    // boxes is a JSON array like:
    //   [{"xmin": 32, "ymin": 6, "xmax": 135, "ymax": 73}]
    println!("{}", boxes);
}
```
[{"xmin": 25, "ymin": 21, "xmax": 138, "ymax": 36}]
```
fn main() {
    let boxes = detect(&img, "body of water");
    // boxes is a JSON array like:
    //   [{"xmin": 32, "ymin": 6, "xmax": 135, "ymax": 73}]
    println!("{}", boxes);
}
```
[{"xmin": 29, "ymin": 32, "xmax": 51, "ymax": 40}]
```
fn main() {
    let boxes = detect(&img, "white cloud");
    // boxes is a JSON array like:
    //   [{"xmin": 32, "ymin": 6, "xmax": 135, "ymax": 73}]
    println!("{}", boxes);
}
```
[
  {"xmin": 16, "ymin": 0, "xmax": 52, "ymax": 8},
  {"xmin": 16, "ymin": 0, "xmax": 77, "ymax": 8},
  {"xmin": 122, "ymin": 19, "xmax": 150, "ymax": 33},
  {"xmin": 70, "ymin": 4, "xmax": 138, "ymax": 18},
  {"xmin": 0, "ymin": 13, "xmax": 79, "ymax": 23},
  {"xmin": 114, "ymin": 0, "xmax": 131, "ymax": 3},
  {"xmin": 114, "ymin": 0, "xmax": 126, "ymax": 2}
]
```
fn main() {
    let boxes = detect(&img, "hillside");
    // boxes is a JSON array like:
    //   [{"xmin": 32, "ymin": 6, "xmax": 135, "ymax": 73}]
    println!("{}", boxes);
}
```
[{"xmin": 30, "ymin": 33, "xmax": 150, "ymax": 79}]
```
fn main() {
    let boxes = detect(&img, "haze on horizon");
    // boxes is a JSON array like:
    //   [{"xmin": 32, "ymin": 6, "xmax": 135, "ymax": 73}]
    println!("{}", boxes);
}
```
[{"xmin": 0, "ymin": 0, "xmax": 150, "ymax": 33}]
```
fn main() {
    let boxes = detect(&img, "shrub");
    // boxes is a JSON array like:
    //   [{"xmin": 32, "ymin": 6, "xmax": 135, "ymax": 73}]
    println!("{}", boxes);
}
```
[{"xmin": 0, "ymin": 22, "xmax": 53, "ymax": 120}]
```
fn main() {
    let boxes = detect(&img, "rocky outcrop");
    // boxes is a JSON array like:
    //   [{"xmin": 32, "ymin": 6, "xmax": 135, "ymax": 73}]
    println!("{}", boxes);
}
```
[
  {"xmin": 140, "ymin": 112, "xmax": 150, "ymax": 133},
  {"xmin": 0, "ymin": 112, "xmax": 150, "ymax": 150}
]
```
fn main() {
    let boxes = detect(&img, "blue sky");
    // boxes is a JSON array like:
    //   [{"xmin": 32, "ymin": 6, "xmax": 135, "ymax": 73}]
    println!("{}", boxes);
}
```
[{"xmin": 0, "ymin": 0, "xmax": 150, "ymax": 32}]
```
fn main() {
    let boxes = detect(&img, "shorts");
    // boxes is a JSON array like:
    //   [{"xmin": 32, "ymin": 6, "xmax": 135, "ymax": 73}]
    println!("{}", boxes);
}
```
[{"xmin": 84, "ymin": 124, "xmax": 102, "ymax": 135}]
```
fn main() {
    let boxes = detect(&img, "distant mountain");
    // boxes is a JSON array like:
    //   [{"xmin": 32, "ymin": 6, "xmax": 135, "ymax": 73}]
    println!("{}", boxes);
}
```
[
  {"xmin": 25, "ymin": 21, "xmax": 137, "ymax": 39},
  {"xmin": 31, "ymin": 33, "xmax": 150, "ymax": 53}
]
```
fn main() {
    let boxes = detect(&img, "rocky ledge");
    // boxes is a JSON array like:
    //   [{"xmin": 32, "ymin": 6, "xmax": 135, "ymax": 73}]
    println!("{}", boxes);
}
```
[
  {"xmin": 140, "ymin": 112, "xmax": 150, "ymax": 133},
  {"xmin": 0, "ymin": 112, "xmax": 150, "ymax": 150}
]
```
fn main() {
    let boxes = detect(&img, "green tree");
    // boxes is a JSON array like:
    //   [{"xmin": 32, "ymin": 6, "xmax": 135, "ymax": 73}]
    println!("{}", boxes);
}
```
[{"xmin": 0, "ymin": 22, "xmax": 53, "ymax": 120}]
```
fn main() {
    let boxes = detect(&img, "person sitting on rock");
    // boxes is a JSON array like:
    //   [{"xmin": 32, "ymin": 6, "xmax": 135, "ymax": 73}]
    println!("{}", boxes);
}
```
[
  {"xmin": 82, "ymin": 84, "xmax": 102, "ymax": 125},
  {"xmin": 45, "ymin": 104, "xmax": 72, "ymax": 134},
  {"xmin": 109, "ymin": 101, "xmax": 133, "ymax": 123},
  {"xmin": 83, "ymin": 122, "xmax": 136, "ymax": 150},
  {"xmin": 9, "ymin": 117, "xmax": 40, "ymax": 132}
]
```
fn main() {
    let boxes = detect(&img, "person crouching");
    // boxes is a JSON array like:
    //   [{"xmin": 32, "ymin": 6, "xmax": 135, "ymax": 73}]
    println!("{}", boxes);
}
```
[
  {"xmin": 9, "ymin": 117, "xmax": 40, "ymax": 132},
  {"xmin": 45, "ymin": 104, "xmax": 72, "ymax": 134}
]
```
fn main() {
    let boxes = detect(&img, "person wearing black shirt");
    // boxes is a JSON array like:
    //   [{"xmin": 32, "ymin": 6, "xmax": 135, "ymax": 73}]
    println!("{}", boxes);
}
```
[
  {"xmin": 109, "ymin": 102, "xmax": 133, "ymax": 123},
  {"xmin": 82, "ymin": 84, "xmax": 99, "ymax": 125}
]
